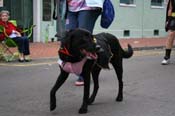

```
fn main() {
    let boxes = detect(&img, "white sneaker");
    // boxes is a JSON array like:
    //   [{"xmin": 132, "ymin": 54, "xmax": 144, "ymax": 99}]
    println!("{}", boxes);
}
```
[
  {"xmin": 161, "ymin": 59, "xmax": 170, "ymax": 65},
  {"xmin": 75, "ymin": 81, "xmax": 84, "ymax": 86}
]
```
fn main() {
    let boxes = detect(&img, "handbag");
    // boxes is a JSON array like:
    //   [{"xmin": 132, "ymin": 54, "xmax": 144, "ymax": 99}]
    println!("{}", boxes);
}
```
[{"xmin": 100, "ymin": 0, "xmax": 115, "ymax": 29}]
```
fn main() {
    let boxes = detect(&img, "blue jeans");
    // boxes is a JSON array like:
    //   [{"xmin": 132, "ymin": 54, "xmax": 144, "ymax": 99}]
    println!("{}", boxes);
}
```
[
  {"xmin": 66, "ymin": 9, "xmax": 101, "ymax": 33},
  {"xmin": 13, "ymin": 36, "xmax": 30, "ymax": 55}
]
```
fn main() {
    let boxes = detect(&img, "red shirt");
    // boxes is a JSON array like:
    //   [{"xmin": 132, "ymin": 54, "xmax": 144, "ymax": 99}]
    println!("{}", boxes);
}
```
[{"xmin": 0, "ymin": 20, "xmax": 19, "ymax": 41}]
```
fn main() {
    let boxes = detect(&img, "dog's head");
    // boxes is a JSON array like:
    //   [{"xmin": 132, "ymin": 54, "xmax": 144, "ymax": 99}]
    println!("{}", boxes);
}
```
[{"xmin": 58, "ymin": 29, "xmax": 99, "ymax": 62}]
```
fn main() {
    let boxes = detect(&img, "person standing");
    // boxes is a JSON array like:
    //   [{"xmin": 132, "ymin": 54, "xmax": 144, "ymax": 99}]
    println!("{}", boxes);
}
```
[
  {"xmin": 162, "ymin": 0, "xmax": 175, "ymax": 65},
  {"xmin": 66, "ymin": 0, "xmax": 103, "ymax": 33},
  {"xmin": 66, "ymin": 0, "xmax": 103, "ymax": 86}
]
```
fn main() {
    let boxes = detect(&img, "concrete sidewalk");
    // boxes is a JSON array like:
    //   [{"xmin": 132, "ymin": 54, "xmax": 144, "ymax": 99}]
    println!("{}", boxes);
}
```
[{"xmin": 7, "ymin": 37, "xmax": 175, "ymax": 59}]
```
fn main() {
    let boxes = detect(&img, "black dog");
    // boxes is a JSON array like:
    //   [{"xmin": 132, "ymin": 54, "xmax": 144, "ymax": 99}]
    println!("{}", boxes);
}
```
[{"xmin": 50, "ymin": 29, "xmax": 133, "ymax": 114}]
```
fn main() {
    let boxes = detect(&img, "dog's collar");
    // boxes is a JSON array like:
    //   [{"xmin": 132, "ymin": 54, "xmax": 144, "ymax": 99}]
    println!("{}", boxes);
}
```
[
  {"xmin": 59, "ymin": 47, "xmax": 73, "ymax": 56},
  {"xmin": 93, "ymin": 37, "xmax": 97, "ymax": 43}
]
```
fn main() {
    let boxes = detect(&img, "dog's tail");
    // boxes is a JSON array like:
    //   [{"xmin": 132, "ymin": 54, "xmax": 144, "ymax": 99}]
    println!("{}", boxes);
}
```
[{"xmin": 122, "ymin": 44, "xmax": 133, "ymax": 58}]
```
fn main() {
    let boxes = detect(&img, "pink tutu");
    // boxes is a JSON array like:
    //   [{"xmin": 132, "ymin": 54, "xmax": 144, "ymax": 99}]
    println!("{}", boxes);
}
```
[
  {"xmin": 58, "ymin": 57, "xmax": 87, "ymax": 75},
  {"xmin": 58, "ymin": 50, "xmax": 97, "ymax": 75}
]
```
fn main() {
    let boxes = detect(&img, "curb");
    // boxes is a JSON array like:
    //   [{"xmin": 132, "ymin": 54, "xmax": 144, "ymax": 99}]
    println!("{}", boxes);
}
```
[
  {"xmin": 0, "ymin": 46, "xmax": 167, "ymax": 64},
  {"xmin": 35, "ymin": 46, "xmax": 166, "ymax": 60},
  {"xmin": 133, "ymin": 46, "xmax": 164, "ymax": 51}
]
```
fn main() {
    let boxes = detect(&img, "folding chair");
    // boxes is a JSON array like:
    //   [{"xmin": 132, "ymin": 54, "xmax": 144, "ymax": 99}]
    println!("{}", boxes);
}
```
[
  {"xmin": 0, "ymin": 25, "xmax": 18, "ymax": 61},
  {"xmin": 0, "ymin": 20, "xmax": 35, "ymax": 62}
]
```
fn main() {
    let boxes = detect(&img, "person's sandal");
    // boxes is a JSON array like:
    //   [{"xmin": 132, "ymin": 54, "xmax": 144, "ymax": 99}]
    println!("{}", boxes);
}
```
[
  {"xmin": 24, "ymin": 56, "xmax": 32, "ymax": 62},
  {"xmin": 24, "ymin": 59, "xmax": 32, "ymax": 62}
]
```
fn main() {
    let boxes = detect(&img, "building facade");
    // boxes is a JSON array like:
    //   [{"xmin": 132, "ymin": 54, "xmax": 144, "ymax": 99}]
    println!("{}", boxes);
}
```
[
  {"xmin": 94, "ymin": 0, "xmax": 167, "ymax": 38},
  {"xmin": 0, "ymin": 0, "xmax": 167, "ymax": 42}
]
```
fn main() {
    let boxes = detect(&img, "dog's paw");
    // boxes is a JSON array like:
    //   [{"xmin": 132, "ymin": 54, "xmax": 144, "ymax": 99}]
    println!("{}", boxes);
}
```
[
  {"xmin": 79, "ymin": 108, "xmax": 88, "ymax": 114},
  {"xmin": 50, "ymin": 101, "xmax": 56, "ymax": 111},
  {"xmin": 116, "ymin": 96, "xmax": 123, "ymax": 102},
  {"xmin": 50, "ymin": 92, "xmax": 57, "ymax": 111}
]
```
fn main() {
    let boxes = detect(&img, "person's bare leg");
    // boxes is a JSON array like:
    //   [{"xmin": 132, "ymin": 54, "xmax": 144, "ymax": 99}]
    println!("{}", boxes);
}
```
[
  {"xmin": 166, "ymin": 31, "xmax": 175, "ymax": 48},
  {"xmin": 162, "ymin": 31, "xmax": 175, "ymax": 65}
]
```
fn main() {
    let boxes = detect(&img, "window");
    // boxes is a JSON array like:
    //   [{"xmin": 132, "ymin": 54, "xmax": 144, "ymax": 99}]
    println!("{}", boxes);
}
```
[
  {"xmin": 43, "ymin": 0, "xmax": 51, "ymax": 21},
  {"xmin": 123, "ymin": 30, "xmax": 130, "ymax": 37},
  {"xmin": 154, "ymin": 29, "xmax": 159, "ymax": 36},
  {"xmin": 120, "ymin": 0, "xmax": 134, "ymax": 4},
  {"xmin": 120, "ymin": 0, "xmax": 136, "ymax": 7},
  {"xmin": 151, "ymin": 0, "xmax": 164, "ymax": 6}
]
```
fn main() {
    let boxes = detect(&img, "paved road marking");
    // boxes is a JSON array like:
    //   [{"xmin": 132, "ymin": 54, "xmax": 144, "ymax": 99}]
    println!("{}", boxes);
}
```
[{"xmin": 0, "ymin": 61, "xmax": 57, "ymax": 67}]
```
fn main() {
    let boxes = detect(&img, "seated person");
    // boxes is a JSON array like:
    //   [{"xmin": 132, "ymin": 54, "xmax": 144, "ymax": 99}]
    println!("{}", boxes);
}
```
[{"xmin": 0, "ymin": 10, "xmax": 31, "ymax": 62}]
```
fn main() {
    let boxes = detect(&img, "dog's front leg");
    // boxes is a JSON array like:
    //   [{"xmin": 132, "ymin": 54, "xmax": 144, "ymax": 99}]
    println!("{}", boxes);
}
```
[
  {"xmin": 79, "ymin": 71, "xmax": 90, "ymax": 114},
  {"xmin": 50, "ymin": 69, "xmax": 69, "ymax": 111},
  {"xmin": 88, "ymin": 64, "xmax": 101, "ymax": 105},
  {"xmin": 78, "ymin": 61, "xmax": 92, "ymax": 114}
]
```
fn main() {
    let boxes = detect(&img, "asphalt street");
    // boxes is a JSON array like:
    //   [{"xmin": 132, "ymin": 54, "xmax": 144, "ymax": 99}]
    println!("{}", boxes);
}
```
[{"xmin": 0, "ymin": 50, "xmax": 175, "ymax": 116}]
